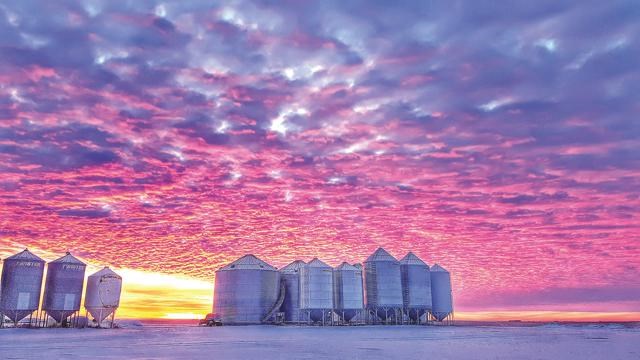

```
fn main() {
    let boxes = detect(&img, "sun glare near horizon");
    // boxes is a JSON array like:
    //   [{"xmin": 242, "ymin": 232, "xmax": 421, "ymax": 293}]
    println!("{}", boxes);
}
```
[
  {"xmin": 1, "ymin": 244, "xmax": 638, "ymax": 321},
  {"xmin": 0, "ymin": 0, "xmax": 639, "ymax": 323}
]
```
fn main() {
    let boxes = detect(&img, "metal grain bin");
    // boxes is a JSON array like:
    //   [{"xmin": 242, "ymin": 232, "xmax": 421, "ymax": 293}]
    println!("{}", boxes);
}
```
[
  {"xmin": 213, "ymin": 255, "xmax": 280, "ymax": 324},
  {"xmin": 84, "ymin": 267, "xmax": 122, "ymax": 325},
  {"xmin": 400, "ymin": 252, "xmax": 432, "ymax": 322},
  {"xmin": 333, "ymin": 262, "xmax": 364, "ymax": 322},
  {"xmin": 363, "ymin": 248, "xmax": 403, "ymax": 322},
  {"xmin": 42, "ymin": 252, "xmax": 87, "ymax": 323},
  {"xmin": 279, "ymin": 260, "xmax": 305, "ymax": 323},
  {"xmin": 299, "ymin": 258, "xmax": 333, "ymax": 323},
  {"xmin": 0, "ymin": 249, "xmax": 45, "ymax": 324},
  {"xmin": 430, "ymin": 264, "xmax": 453, "ymax": 321}
]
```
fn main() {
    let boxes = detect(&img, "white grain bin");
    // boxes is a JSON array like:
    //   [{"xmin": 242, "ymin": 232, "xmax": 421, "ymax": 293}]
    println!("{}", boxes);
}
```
[
  {"xmin": 430, "ymin": 264, "xmax": 453, "ymax": 321},
  {"xmin": 0, "ymin": 249, "xmax": 45, "ymax": 324},
  {"xmin": 42, "ymin": 252, "xmax": 87, "ymax": 324},
  {"xmin": 299, "ymin": 258, "xmax": 333, "ymax": 323},
  {"xmin": 279, "ymin": 260, "xmax": 306, "ymax": 323},
  {"xmin": 363, "ymin": 247, "xmax": 403, "ymax": 322},
  {"xmin": 333, "ymin": 262, "xmax": 364, "ymax": 322},
  {"xmin": 213, "ymin": 254, "xmax": 280, "ymax": 324},
  {"xmin": 84, "ymin": 266, "xmax": 122, "ymax": 326},
  {"xmin": 400, "ymin": 252, "xmax": 432, "ymax": 322}
]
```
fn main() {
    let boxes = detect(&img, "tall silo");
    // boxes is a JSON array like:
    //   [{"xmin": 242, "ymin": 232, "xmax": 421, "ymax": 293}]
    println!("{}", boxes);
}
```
[
  {"xmin": 363, "ymin": 247, "xmax": 403, "ymax": 323},
  {"xmin": 299, "ymin": 258, "xmax": 333, "ymax": 323},
  {"xmin": 279, "ymin": 260, "xmax": 305, "ymax": 323},
  {"xmin": 0, "ymin": 249, "xmax": 45, "ymax": 325},
  {"xmin": 430, "ymin": 264, "xmax": 453, "ymax": 321},
  {"xmin": 42, "ymin": 252, "xmax": 87, "ymax": 324},
  {"xmin": 333, "ymin": 262, "xmax": 364, "ymax": 323},
  {"xmin": 84, "ymin": 267, "xmax": 122, "ymax": 327},
  {"xmin": 400, "ymin": 252, "xmax": 432, "ymax": 323},
  {"xmin": 213, "ymin": 254, "xmax": 280, "ymax": 325}
]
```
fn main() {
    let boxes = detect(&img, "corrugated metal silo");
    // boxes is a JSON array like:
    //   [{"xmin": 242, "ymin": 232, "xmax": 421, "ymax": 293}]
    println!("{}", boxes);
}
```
[
  {"xmin": 299, "ymin": 258, "xmax": 333, "ymax": 323},
  {"xmin": 42, "ymin": 252, "xmax": 87, "ymax": 323},
  {"xmin": 213, "ymin": 254, "xmax": 280, "ymax": 324},
  {"xmin": 430, "ymin": 264, "xmax": 453, "ymax": 321},
  {"xmin": 0, "ymin": 249, "xmax": 45, "ymax": 324},
  {"xmin": 363, "ymin": 247, "xmax": 403, "ymax": 322},
  {"xmin": 333, "ymin": 262, "xmax": 364, "ymax": 322},
  {"xmin": 279, "ymin": 260, "xmax": 305, "ymax": 323},
  {"xmin": 400, "ymin": 252, "xmax": 432, "ymax": 322},
  {"xmin": 84, "ymin": 267, "xmax": 122, "ymax": 326}
]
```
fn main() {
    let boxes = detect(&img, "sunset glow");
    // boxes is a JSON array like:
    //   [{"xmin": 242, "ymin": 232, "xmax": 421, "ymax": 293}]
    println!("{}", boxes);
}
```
[{"xmin": 1, "ymin": 1, "xmax": 639, "ymax": 322}]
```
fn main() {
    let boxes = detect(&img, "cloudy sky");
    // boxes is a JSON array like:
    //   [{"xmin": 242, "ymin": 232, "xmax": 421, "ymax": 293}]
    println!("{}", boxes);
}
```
[{"xmin": 0, "ymin": 0, "xmax": 639, "ymax": 319}]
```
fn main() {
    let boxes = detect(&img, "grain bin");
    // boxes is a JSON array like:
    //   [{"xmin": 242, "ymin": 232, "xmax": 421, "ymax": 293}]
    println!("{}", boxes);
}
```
[
  {"xmin": 0, "ymin": 249, "xmax": 45, "ymax": 324},
  {"xmin": 279, "ymin": 260, "xmax": 305, "ymax": 323},
  {"xmin": 363, "ymin": 248, "xmax": 403, "ymax": 322},
  {"xmin": 213, "ymin": 255, "xmax": 280, "ymax": 324},
  {"xmin": 84, "ymin": 266, "xmax": 122, "ymax": 326},
  {"xmin": 333, "ymin": 262, "xmax": 364, "ymax": 322},
  {"xmin": 400, "ymin": 252, "xmax": 432, "ymax": 322},
  {"xmin": 299, "ymin": 258, "xmax": 333, "ymax": 323},
  {"xmin": 430, "ymin": 264, "xmax": 453, "ymax": 321},
  {"xmin": 42, "ymin": 252, "xmax": 86, "ymax": 324}
]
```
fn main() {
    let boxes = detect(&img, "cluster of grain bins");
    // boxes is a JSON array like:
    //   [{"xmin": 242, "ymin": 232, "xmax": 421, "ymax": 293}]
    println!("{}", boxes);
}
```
[
  {"xmin": 0, "ymin": 249, "xmax": 122, "ymax": 328},
  {"xmin": 212, "ymin": 247, "xmax": 453, "ymax": 325}
]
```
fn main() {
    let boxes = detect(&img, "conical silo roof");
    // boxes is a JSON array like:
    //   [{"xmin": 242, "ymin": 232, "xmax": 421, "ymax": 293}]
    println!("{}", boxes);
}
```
[
  {"xmin": 365, "ymin": 247, "xmax": 398, "ymax": 262},
  {"xmin": 280, "ymin": 260, "xmax": 306, "ymax": 272},
  {"xmin": 5, "ymin": 248, "xmax": 44, "ymax": 262},
  {"xmin": 306, "ymin": 258, "xmax": 331, "ymax": 268},
  {"xmin": 50, "ymin": 251, "xmax": 85, "ymax": 265},
  {"xmin": 335, "ymin": 262, "xmax": 359, "ymax": 271},
  {"xmin": 89, "ymin": 266, "xmax": 121, "ymax": 279},
  {"xmin": 400, "ymin": 252, "xmax": 428, "ymax": 266},
  {"xmin": 430, "ymin": 264, "xmax": 449, "ymax": 272},
  {"xmin": 353, "ymin": 263, "xmax": 363, "ymax": 270},
  {"xmin": 218, "ymin": 254, "xmax": 276, "ymax": 271}
]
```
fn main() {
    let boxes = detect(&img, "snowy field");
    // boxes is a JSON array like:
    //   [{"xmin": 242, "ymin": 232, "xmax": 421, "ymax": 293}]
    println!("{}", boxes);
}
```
[{"xmin": 1, "ymin": 323, "xmax": 639, "ymax": 360}]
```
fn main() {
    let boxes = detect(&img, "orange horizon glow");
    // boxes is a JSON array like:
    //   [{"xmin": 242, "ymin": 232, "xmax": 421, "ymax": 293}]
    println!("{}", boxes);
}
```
[
  {"xmin": 140, "ymin": 310, "xmax": 640, "ymax": 322},
  {"xmin": 2, "ymin": 244, "xmax": 638, "ymax": 322},
  {"xmin": 1, "ymin": 0, "xmax": 639, "ymax": 331}
]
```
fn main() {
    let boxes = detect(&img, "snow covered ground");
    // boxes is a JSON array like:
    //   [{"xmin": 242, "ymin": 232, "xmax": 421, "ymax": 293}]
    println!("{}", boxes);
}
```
[{"xmin": 1, "ymin": 323, "xmax": 639, "ymax": 359}]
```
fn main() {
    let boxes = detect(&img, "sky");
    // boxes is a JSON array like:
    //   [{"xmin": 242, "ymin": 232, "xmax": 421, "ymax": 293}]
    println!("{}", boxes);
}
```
[{"xmin": 0, "ymin": 0, "xmax": 639, "ymax": 321}]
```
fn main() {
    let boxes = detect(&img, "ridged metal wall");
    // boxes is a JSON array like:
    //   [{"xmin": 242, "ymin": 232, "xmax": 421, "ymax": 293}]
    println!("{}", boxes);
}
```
[
  {"xmin": 363, "ymin": 248, "xmax": 403, "ymax": 321},
  {"xmin": 279, "ymin": 260, "xmax": 305, "ymax": 323},
  {"xmin": 299, "ymin": 258, "xmax": 333, "ymax": 322},
  {"xmin": 430, "ymin": 264, "xmax": 453, "ymax": 321},
  {"xmin": 213, "ymin": 255, "xmax": 280, "ymax": 324},
  {"xmin": 42, "ymin": 252, "xmax": 87, "ymax": 323},
  {"xmin": 333, "ymin": 262, "xmax": 364, "ymax": 322},
  {"xmin": 0, "ymin": 249, "xmax": 45, "ymax": 323},
  {"xmin": 400, "ymin": 252, "xmax": 432, "ymax": 321}
]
